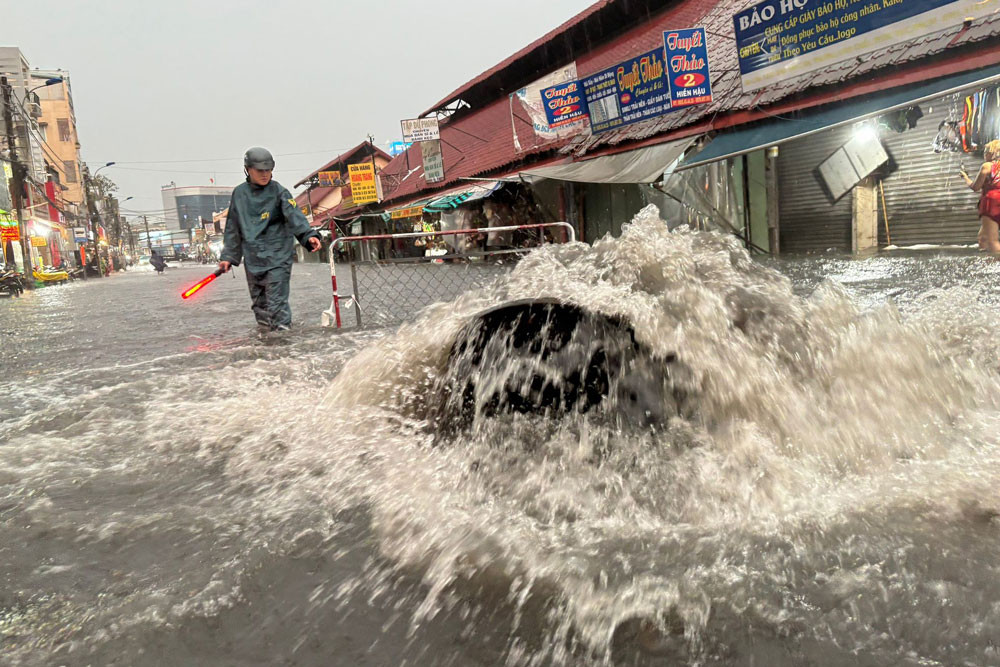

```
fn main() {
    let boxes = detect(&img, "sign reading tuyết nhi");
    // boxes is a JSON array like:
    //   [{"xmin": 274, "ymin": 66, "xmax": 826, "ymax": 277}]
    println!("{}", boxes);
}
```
[
  {"xmin": 347, "ymin": 163, "xmax": 379, "ymax": 205},
  {"xmin": 733, "ymin": 0, "xmax": 996, "ymax": 92}
]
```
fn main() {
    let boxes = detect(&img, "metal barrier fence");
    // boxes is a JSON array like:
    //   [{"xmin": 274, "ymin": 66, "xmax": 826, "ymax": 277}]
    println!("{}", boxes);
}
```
[{"xmin": 321, "ymin": 222, "xmax": 576, "ymax": 328}]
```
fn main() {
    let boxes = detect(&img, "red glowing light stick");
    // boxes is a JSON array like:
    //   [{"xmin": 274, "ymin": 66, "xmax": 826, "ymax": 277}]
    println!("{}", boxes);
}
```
[{"xmin": 181, "ymin": 268, "xmax": 225, "ymax": 299}]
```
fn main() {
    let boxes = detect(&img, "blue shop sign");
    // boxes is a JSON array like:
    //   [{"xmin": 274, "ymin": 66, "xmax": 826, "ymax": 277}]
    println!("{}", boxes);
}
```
[
  {"xmin": 540, "ymin": 80, "xmax": 588, "ymax": 128},
  {"xmin": 583, "ymin": 47, "xmax": 672, "ymax": 135},
  {"xmin": 663, "ymin": 28, "xmax": 712, "ymax": 108},
  {"xmin": 733, "ymin": 0, "xmax": 983, "ymax": 90}
]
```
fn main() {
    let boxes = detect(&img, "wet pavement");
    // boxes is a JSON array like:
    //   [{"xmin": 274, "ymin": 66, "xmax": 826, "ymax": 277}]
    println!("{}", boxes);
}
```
[{"xmin": 4, "ymin": 231, "xmax": 1000, "ymax": 666}]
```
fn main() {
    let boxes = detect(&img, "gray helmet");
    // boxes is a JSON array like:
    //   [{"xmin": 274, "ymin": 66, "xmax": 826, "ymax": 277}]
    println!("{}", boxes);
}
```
[{"xmin": 244, "ymin": 146, "xmax": 275, "ymax": 170}]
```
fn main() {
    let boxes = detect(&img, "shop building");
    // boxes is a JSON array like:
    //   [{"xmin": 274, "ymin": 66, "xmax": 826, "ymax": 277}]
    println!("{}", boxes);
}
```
[{"xmin": 340, "ymin": 0, "xmax": 1000, "ymax": 255}]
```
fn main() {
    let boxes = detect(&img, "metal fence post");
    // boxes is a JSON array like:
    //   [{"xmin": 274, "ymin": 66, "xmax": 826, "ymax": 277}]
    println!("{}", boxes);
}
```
[{"xmin": 350, "ymin": 262, "xmax": 362, "ymax": 327}]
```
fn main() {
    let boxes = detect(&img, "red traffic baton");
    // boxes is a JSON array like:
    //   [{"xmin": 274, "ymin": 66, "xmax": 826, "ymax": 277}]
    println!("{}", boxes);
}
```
[{"xmin": 181, "ymin": 267, "xmax": 225, "ymax": 299}]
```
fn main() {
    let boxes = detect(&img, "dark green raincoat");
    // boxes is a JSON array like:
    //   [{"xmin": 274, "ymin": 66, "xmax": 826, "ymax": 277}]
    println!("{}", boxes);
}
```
[
  {"xmin": 221, "ymin": 180, "xmax": 319, "ymax": 328},
  {"xmin": 220, "ymin": 180, "xmax": 317, "ymax": 273}
]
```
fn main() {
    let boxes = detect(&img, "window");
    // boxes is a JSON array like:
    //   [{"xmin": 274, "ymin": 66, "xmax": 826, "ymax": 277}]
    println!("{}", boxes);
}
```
[
  {"xmin": 57, "ymin": 118, "xmax": 71, "ymax": 142},
  {"xmin": 63, "ymin": 161, "xmax": 77, "ymax": 183},
  {"xmin": 38, "ymin": 123, "xmax": 48, "ymax": 142}
]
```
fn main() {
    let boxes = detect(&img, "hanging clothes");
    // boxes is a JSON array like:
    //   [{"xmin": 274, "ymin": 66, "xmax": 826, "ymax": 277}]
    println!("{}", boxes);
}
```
[{"xmin": 961, "ymin": 95, "xmax": 973, "ymax": 152}]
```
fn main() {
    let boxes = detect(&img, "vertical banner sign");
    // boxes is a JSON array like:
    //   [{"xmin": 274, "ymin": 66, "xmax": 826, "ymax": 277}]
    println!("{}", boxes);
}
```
[
  {"xmin": 0, "ymin": 161, "xmax": 13, "ymax": 213},
  {"xmin": 663, "ymin": 28, "xmax": 712, "ymax": 108},
  {"xmin": 348, "ymin": 163, "xmax": 379, "ymax": 205},
  {"xmin": 0, "ymin": 214, "xmax": 18, "ymax": 242},
  {"xmin": 540, "ymin": 80, "xmax": 588, "ymax": 128},
  {"xmin": 421, "ymin": 140, "xmax": 445, "ymax": 183},
  {"xmin": 733, "ymin": 0, "xmax": 996, "ymax": 92},
  {"xmin": 583, "ymin": 47, "xmax": 671, "ymax": 135}
]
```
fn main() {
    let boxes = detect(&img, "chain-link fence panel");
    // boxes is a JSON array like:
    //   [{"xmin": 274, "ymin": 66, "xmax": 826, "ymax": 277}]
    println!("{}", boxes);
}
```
[
  {"xmin": 322, "ymin": 223, "xmax": 576, "ymax": 329},
  {"xmin": 343, "ymin": 256, "xmax": 522, "ymax": 328}
]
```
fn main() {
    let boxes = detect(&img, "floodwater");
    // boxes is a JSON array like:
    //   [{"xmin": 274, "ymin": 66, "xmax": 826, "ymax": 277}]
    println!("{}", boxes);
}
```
[{"xmin": 4, "ymin": 207, "xmax": 1000, "ymax": 666}]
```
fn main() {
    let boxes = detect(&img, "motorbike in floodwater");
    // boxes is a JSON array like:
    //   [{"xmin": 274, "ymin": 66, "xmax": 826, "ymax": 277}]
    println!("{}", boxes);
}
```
[{"xmin": 0, "ymin": 268, "xmax": 26, "ymax": 297}]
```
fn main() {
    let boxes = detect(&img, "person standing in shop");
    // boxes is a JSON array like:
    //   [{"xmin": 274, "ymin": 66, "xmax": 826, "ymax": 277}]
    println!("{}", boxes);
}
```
[{"xmin": 961, "ymin": 139, "xmax": 1000, "ymax": 253}]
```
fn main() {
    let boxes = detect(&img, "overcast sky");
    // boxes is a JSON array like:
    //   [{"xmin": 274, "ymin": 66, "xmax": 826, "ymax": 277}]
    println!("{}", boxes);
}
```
[{"xmin": 4, "ymin": 0, "xmax": 595, "ymax": 219}]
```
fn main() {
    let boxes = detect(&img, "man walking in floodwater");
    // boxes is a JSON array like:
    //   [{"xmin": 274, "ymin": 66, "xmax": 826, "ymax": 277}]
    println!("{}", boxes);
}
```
[{"xmin": 219, "ymin": 147, "xmax": 321, "ymax": 331}]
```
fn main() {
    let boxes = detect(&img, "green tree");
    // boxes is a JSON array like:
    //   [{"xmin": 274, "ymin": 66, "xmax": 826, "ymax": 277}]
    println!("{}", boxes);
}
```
[{"xmin": 92, "ymin": 174, "xmax": 118, "ymax": 199}]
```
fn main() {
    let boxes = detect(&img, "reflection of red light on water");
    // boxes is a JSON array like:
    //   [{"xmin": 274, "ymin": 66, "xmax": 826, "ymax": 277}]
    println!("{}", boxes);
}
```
[
  {"xmin": 674, "ymin": 72, "xmax": 706, "ymax": 88},
  {"xmin": 620, "ymin": 93, "xmax": 631, "ymax": 104}
]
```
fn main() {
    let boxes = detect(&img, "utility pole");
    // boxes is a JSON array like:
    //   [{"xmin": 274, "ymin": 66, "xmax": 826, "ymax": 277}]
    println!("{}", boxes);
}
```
[
  {"xmin": 1, "ymin": 76, "xmax": 34, "ymax": 288},
  {"xmin": 81, "ymin": 167, "xmax": 103, "ymax": 278},
  {"xmin": 143, "ymin": 215, "xmax": 151, "ymax": 254}
]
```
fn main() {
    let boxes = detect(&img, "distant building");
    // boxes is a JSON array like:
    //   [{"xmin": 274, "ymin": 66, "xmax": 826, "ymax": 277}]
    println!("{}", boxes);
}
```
[
  {"xmin": 31, "ymin": 69, "xmax": 84, "ymax": 211},
  {"xmin": 0, "ymin": 47, "xmax": 81, "ymax": 269},
  {"xmin": 160, "ymin": 183, "xmax": 233, "ymax": 231},
  {"xmin": 0, "ymin": 47, "xmax": 47, "ymax": 184}
]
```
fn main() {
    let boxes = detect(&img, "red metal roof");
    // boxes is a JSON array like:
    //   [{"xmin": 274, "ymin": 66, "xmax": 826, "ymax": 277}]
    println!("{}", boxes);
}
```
[
  {"xmin": 377, "ymin": 94, "xmax": 575, "ymax": 207},
  {"xmin": 424, "ymin": 0, "xmax": 617, "ymax": 114},
  {"xmin": 294, "ymin": 141, "xmax": 392, "ymax": 188},
  {"xmin": 565, "ymin": 1, "xmax": 1000, "ymax": 155},
  {"xmin": 356, "ymin": 0, "xmax": 1000, "ymax": 212}
]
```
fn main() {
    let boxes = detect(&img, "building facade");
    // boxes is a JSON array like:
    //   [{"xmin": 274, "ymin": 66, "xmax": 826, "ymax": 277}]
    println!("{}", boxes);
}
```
[
  {"xmin": 160, "ymin": 184, "xmax": 233, "ymax": 231},
  {"xmin": 32, "ymin": 69, "xmax": 83, "ymax": 210}
]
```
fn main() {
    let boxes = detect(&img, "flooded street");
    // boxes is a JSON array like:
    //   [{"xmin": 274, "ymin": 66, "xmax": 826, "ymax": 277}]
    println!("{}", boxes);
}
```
[{"xmin": 5, "ymin": 216, "xmax": 1000, "ymax": 666}]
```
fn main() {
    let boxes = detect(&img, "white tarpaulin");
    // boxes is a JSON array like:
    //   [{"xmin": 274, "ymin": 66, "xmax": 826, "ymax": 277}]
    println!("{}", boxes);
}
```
[{"xmin": 520, "ymin": 137, "xmax": 696, "ymax": 184}]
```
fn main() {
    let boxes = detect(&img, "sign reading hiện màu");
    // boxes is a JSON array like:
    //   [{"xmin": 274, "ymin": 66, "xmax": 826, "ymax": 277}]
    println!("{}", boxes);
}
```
[
  {"xmin": 733, "ymin": 0, "xmax": 997, "ymax": 92},
  {"xmin": 347, "ymin": 163, "xmax": 379, "ymax": 205},
  {"xmin": 663, "ymin": 28, "xmax": 712, "ymax": 108}
]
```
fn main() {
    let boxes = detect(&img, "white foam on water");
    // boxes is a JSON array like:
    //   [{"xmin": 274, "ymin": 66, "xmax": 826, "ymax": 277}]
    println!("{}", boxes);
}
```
[{"xmin": 5, "ymin": 207, "xmax": 1000, "ymax": 665}]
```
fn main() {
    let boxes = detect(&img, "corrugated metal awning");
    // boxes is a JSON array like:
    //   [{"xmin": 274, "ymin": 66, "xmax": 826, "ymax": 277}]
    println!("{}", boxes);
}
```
[
  {"xmin": 520, "ymin": 137, "xmax": 695, "ymax": 183},
  {"xmin": 680, "ymin": 63, "xmax": 1000, "ymax": 171},
  {"xmin": 423, "ymin": 181, "xmax": 503, "ymax": 212}
]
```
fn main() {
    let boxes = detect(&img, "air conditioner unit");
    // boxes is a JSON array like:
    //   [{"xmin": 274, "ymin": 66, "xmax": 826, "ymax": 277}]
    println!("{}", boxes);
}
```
[{"xmin": 28, "ymin": 102, "xmax": 42, "ymax": 118}]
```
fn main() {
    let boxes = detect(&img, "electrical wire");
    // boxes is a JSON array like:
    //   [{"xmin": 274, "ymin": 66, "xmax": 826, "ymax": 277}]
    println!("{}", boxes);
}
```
[{"xmin": 91, "ymin": 148, "xmax": 357, "ymax": 165}]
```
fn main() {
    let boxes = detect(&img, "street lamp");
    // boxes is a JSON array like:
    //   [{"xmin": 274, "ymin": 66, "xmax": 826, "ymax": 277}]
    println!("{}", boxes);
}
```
[
  {"xmin": 93, "ymin": 161, "xmax": 115, "ymax": 177},
  {"xmin": 25, "ymin": 77, "xmax": 63, "ymax": 97}
]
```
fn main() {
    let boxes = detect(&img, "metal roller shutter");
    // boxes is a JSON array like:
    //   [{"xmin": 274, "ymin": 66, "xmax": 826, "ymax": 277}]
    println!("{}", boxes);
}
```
[
  {"xmin": 877, "ymin": 97, "xmax": 982, "ymax": 246},
  {"xmin": 777, "ymin": 125, "xmax": 854, "ymax": 253}
]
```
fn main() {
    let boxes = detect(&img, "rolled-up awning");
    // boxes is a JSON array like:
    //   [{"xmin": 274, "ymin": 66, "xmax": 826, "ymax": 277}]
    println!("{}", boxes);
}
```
[
  {"xmin": 423, "ymin": 181, "xmax": 503, "ymax": 212},
  {"xmin": 520, "ymin": 137, "xmax": 696, "ymax": 184},
  {"xmin": 679, "ymin": 63, "xmax": 1000, "ymax": 171}
]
